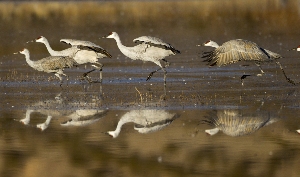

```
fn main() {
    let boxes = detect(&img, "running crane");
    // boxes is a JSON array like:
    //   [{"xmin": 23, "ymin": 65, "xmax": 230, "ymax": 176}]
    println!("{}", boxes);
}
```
[
  {"xmin": 104, "ymin": 32, "xmax": 180, "ymax": 94},
  {"xmin": 17, "ymin": 48, "xmax": 77, "ymax": 85},
  {"xmin": 198, "ymin": 39, "xmax": 295, "ymax": 85}
]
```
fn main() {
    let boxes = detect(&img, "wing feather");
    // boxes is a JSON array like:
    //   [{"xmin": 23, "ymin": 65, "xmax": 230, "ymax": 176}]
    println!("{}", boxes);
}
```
[
  {"xmin": 202, "ymin": 39, "xmax": 281, "ymax": 66},
  {"xmin": 133, "ymin": 36, "xmax": 180, "ymax": 54},
  {"xmin": 60, "ymin": 39, "xmax": 112, "ymax": 58}
]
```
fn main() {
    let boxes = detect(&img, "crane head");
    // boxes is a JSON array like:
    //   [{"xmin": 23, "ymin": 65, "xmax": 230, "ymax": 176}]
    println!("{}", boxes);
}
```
[
  {"xmin": 103, "ymin": 32, "xmax": 118, "ymax": 39},
  {"xmin": 18, "ymin": 48, "xmax": 28, "ymax": 55},
  {"xmin": 35, "ymin": 36, "xmax": 47, "ymax": 43},
  {"xmin": 197, "ymin": 40, "xmax": 219, "ymax": 48}
]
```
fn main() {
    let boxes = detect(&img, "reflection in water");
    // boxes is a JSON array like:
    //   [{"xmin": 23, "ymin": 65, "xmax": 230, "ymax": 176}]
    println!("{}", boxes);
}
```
[
  {"xmin": 204, "ymin": 109, "xmax": 279, "ymax": 137},
  {"xmin": 107, "ymin": 110, "xmax": 179, "ymax": 138},
  {"xmin": 60, "ymin": 109, "xmax": 107, "ymax": 127},
  {"xmin": 18, "ymin": 92, "xmax": 105, "ymax": 131}
]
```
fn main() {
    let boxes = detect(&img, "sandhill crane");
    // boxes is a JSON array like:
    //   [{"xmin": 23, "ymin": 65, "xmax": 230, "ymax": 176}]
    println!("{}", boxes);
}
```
[
  {"xmin": 34, "ymin": 36, "xmax": 112, "ymax": 83},
  {"xmin": 104, "ymin": 32, "xmax": 180, "ymax": 94},
  {"xmin": 297, "ymin": 129, "xmax": 300, "ymax": 134},
  {"xmin": 17, "ymin": 48, "xmax": 77, "ymax": 85},
  {"xmin": 203, "ymin": 109, "xmax": 278, "ymax": 137},
  {"xmin": 198, "ymin": 39, "xmax": 295, "ymax": 85},
  {"xmin": 106, "ymin": 110, "xmax": 179, "ymax": 138}
]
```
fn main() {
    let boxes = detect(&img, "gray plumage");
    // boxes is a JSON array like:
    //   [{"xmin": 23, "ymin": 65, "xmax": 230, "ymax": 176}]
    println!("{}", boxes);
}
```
[
  {"xmin": 19, "ymin": 48, "xmax": 77, "ymax": 81},
  {"xmin": 202, "ymin": 39, "xmax": 281, "ymax": 67},
  {"xmin": 199, "ymin": 39, "xmax": 296, "ymax": 85}
]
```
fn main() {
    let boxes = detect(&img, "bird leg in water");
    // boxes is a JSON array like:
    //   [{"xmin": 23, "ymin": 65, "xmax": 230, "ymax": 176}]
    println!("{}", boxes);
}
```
[
  {"xmin": 240, "ymin": 74, "xmax": 251, "ymax": 86},
  {"xmin": 81, "ymin": 63, "xmax": 104, "ymax": 83},
  {"xmin": 163, "ymin": 68, "xmax": 167, "ymax": 99},
  {"xmin": 147, "ymin": 67, "xmax": 162, "ymax": 81},
  {"xmin": 255, "ymin": 62, "xmax": 265, "ymax": 76},
  {"xmin": 93, "ymin": 63, "xmax": 104, "ymax": 83},
  {"xmin": 54, "ymin": 70, "xmax": 67, "ymax": 87},
  {"xmin": 81, "ymin": 69, "xmax": 95, "ymax": 83},
  {"xmin": 147, "ymin": 60, "xmax": 169, "ymax": 81},
  {"xmin": 275, "ymin": 61, "xmax": 297, "ymax": 85}
]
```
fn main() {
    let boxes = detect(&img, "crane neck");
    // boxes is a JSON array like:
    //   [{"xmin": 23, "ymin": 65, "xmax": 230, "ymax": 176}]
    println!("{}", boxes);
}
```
[
  {"xmin": 23, "ymin": 51, "xmax": 35, "ymax": 68},
  {"xmin": 109, "ymin": 114, "xmax": 134, "ymax": 138},
  {"xmin": 209, "ymin": 41, "xmax": 220, "ymax": 48},
  {"xmin": 113, "ymin": 34, "xmax": 126, "ymax": 50},
  {"xmin": 42, "ymin": 39, "xmax": 59, "ymax": 56}
]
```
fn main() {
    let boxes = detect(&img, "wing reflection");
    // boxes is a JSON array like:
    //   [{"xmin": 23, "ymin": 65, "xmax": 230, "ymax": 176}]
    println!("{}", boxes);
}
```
[
  {"xmin": 203, "ymin": 109, "xmax": 279, "ymax": 137},
  {"xmin": 106, "ymin": 110, "xmax": 179, "ymax": 138},
  {"xmin": 60, "ymin": 110, "xmax": 107, "ymax": 127},
  {"xmin": 18, "ymin": 92, "xmax": 105, "ymax": 131}
]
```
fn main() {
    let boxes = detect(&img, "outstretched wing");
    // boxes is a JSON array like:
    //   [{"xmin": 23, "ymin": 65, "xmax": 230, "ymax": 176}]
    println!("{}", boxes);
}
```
[
  {"xmin": 76, "ymin": 45, "xmax": 112, "ymax": 58},
  {"xmin": 202, "ymin": 39, "xmax": 279, "ymax": 66},
  {"xmin": 60, "ymin": 39, "xmax": 99, "ymax": 47},
  {"xmin": 133, "ymin": 36, "xmax": 180, "ymax": 54},
  {"xmin": 60, "ymin": 39, "xmax": 112, "ymax": 58}
]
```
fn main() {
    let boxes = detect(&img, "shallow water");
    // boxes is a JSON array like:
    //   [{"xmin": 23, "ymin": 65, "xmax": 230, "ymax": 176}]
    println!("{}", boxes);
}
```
[{"xmin": 1, "ymin": 0, "xmax": 300, "ymax": 177}]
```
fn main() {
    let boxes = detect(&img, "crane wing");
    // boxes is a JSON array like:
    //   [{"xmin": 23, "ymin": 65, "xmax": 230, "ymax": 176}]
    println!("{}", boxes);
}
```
[
  {"xmin": 60, "ymin": 39, "xmax": 112, "ymax": 58},
  {"xmin": 133, "ymin": 36, "xmax": 180, "ymax": 54},
  {"xmin": 76, "ymin": 45, "xmax": 112, "ymax": 58},
  {"xmin": 60, "ymin": 39, "xmax": 101, "ymax": 48},
  {"xmin": 202, "ymin": 39, "xmax": 278, "ymax": 66}
]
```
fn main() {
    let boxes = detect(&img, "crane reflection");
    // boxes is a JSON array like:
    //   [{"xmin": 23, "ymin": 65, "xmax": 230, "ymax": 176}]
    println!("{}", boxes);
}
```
[
  {"xmin": 203, "ymin": 109, "xmax": 279, "ymax": 137},
  {"xmin": 106, "ymin": 109, "xmax": 180, "ymax": 138}
]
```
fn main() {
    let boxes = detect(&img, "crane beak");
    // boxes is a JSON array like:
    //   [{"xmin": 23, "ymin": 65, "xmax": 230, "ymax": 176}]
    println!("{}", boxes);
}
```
[
  {"xmin": 26, "ymin": 40, "xmax": 34, "ymax": 43},
  {"xmin": 101, "ymin": 34, "xmax": 109, "ymax": 39},
  {"xmin": 196, "ymin": 43, "xmax": 205, "ymax": 47},
  {"xmin": 288, "ymin": 48, "xmax": 298, "ymax": 51}
]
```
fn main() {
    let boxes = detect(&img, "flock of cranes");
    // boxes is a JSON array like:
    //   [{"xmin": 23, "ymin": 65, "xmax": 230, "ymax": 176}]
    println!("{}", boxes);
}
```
[{"xmin": 16, "ymin": 32, "xmax": 299, "ymax": 89}]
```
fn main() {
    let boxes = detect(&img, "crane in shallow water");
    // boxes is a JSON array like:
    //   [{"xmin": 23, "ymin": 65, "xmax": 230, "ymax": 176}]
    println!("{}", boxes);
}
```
[
  {"xmin": 34, "ymin": 36, "xmax": 112, "ymax": 83},
  {"xmin": 17, "ymin": 48, "xmax": 77, "ymax": 86},
  {"xmin": 104, "ymin": 32, "xmax": 180, "ymax": 95},
  {"xmin": 198, "ymin": 39, "xmax": 295, "ymax": 85}
]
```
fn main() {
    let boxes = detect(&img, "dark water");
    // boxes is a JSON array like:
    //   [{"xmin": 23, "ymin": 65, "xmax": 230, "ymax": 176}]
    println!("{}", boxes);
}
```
[{"xmin": 1, "ymin": 1, "xmax": 300, "ymax": 177}]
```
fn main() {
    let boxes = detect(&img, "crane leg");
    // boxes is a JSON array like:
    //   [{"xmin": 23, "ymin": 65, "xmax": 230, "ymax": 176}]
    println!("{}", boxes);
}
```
[
  {"xmin": 275, "ymin": 61, "xmax": 296, "ymax": 85},
  {"xmin": 255, "ymin": 62, "xmax": 264, "ymax": 76},
  {"xmin": 147, "ymin": 67, "xmax": 162, "ymax": 81},
  {"xmin": 82, "ymin": 63, "xmax": 103, "ymax": 83},
  {"xmin": 92, "ymin": 63, "xmax": 104, "ymax": 83},
  {"xmin": 163, "ymin": 68, "xmax": 167, "ymax": 99},
  {"xmin": 82, "ymin": 69, "xmax": 96, "ymax": 83},
  {"xmin": 55, "ymin": 73, "xmax": 64, "ymax": 87}
]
